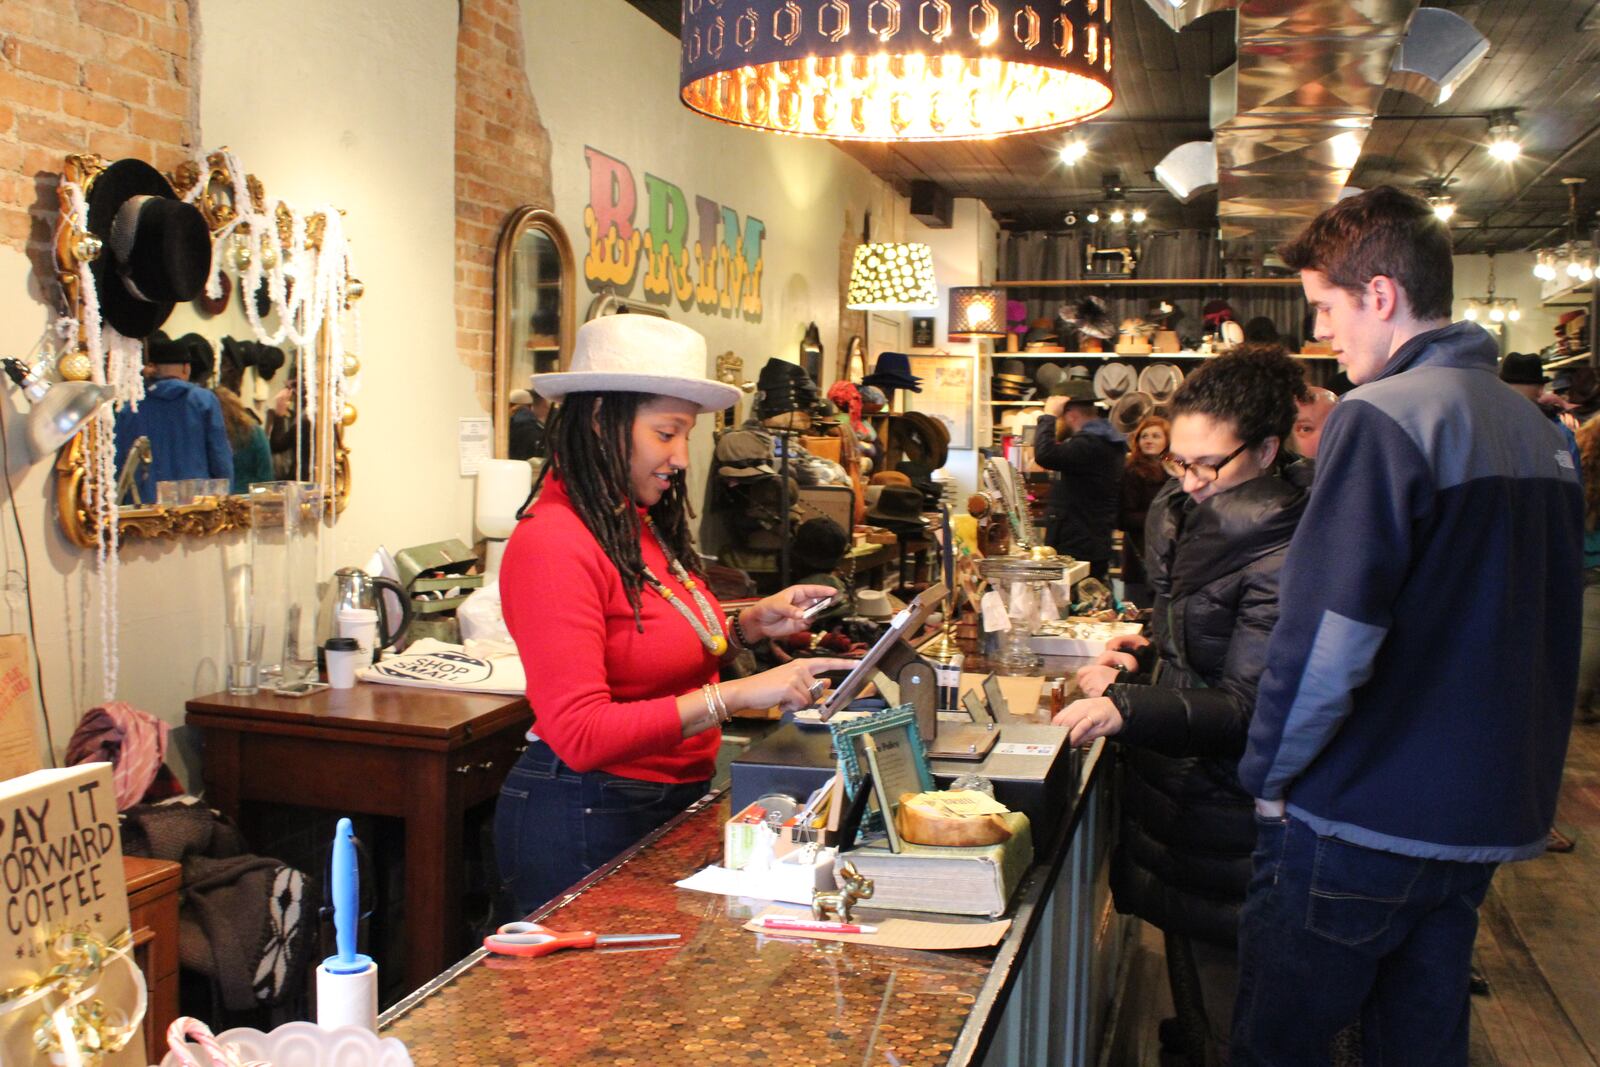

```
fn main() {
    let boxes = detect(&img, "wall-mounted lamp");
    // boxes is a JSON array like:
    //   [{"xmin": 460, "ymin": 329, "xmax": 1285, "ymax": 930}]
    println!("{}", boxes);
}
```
[
  {"xmin": 2, "ymin": 358, "xmax": 114, "ymax": 458},
  {"xmin": 846, "ymin": 242, "xmax": 937, "ymax": 310},
  {"xmin": 948, "ymin": 286, "xmax": 1006, "ymax": 340}
]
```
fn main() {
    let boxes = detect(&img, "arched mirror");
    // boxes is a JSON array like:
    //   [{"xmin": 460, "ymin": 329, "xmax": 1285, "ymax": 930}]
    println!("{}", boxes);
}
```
[{"xmin": 493, "ymin": 207, "xmax": 573, "ymax": 459}]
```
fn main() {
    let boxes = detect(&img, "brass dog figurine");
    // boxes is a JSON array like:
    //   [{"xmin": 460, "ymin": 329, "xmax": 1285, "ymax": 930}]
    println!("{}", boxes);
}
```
[{"xmin": 812, "ymin": 861, "xmax": 874, "ymax": 924}]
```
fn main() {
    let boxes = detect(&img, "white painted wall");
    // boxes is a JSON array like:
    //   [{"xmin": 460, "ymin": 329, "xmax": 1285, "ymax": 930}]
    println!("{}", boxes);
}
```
[
  {"xmin": 1452, "ymin": 252, "xmax": 1563, "ymax": 358},
  {"xmin": 0, "ymin": 0, "xmax": 460, "ymax": 780},
  {"xmin": 905, "ymin": 198, "xmax": 1000, "ymax": 496},
  {"xmin": 520, "ymin": 0, "xmax": 892, "ymax": 510}
]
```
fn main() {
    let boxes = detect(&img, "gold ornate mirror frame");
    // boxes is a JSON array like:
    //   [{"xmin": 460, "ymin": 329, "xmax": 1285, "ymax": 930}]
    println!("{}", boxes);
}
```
[
  {"xmin": 52, "ymin": 151, "xmax": 355, "ymax": 549},
  {"xmin": 493, "ymin": 207, "xmax": 574, "ymax": 458}
]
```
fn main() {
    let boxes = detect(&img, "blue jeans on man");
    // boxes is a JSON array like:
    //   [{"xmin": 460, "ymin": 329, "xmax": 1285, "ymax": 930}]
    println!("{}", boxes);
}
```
[{"xmin": 1231, "ymin": 815, "xmax": 1496, "ymax": 1066}]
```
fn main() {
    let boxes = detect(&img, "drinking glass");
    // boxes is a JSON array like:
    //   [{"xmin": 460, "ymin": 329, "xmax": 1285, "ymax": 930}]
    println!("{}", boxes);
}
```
[{"xmin": 226, "ymin": 622, "xmax": 265, "ymax": 695}]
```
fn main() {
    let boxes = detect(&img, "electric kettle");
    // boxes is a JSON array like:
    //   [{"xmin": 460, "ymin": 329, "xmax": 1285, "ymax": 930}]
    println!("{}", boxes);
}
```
[{"xmin": 331, "ymin": 567, "xmax": 413, "ymax": 651}]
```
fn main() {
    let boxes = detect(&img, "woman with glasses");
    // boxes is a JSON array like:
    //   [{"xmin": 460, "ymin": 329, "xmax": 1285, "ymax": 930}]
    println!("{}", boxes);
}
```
[{"xmin": 1055, "ymin": 344, "xmax": 1312, "ymax": 1067}]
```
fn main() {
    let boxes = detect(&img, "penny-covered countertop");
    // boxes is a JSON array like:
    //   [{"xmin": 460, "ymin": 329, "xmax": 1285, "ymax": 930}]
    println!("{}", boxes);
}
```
[{"xmin": 380, "ymin": 739, "xmax": 1108, "ymax": 1067}]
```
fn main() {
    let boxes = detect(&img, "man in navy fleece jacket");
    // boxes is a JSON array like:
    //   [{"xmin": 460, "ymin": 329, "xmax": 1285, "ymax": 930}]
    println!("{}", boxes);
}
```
[{"xmin": 1230, "ymin": 187, "xmax": 1583, "ymax": 1066}]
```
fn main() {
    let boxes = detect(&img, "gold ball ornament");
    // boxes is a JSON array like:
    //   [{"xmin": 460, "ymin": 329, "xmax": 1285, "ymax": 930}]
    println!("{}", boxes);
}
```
[
  {"xmin": 340, "ymin": 402, "xmax": 357, "ymax": 427},
  {"xmin": 341, "ymin": 353, "xmax": 361, "ymax": 377},
  {"xmin": 232, "ymin": 244, "xmax": 252, "ymax": 271},
  {"xmin": 57, "ymin": 348, "xmax": 93, "ymax": 381},
  {"xmin": 345, "ymin": 277, "xmax": 365, "ymax": 303},
  {"xmin": 260, "ymin": 242, "xmax": 279, "ymax": 269},
  {"xmin": 72, "ymin": 232, "xmax": 102, "ymax": 263}
]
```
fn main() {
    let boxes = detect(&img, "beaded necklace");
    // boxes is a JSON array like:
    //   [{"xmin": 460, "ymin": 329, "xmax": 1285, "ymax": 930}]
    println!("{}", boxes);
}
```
[{"xmin": 642, "ymin": 516, "xmax": 727, "ymax": 656}]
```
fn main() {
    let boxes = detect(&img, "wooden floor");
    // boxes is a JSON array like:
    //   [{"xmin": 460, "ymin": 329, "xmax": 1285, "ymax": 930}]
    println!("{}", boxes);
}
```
[{"xmin": 1108, "ymin": 722, "xmax": 1600, "ymax": 1066}]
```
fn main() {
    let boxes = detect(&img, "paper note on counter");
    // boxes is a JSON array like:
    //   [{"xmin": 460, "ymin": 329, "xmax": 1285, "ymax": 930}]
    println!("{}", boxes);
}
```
[{"xmin": 744, "ymin": 906, "xmax": 1010, "ymax": 951}]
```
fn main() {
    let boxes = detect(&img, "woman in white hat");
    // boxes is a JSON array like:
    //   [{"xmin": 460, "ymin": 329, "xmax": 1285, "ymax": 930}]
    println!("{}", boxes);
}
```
[{"xmin": 494, "ymin": 314, "xmax": 853, "ymax": 914}]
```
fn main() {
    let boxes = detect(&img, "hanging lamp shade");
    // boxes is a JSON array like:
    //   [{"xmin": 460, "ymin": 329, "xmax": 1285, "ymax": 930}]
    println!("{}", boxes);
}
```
[
  {"xmin": 948, "ymin": 285, "xmax": 1007, "ymax": 338},
  {"xmin": 847, "ymin": 242, "xmax": 937, "ymax": 309},
  {"xmin": 680, "ymin": 0, "xmax": 1116, "ymax": 142}
]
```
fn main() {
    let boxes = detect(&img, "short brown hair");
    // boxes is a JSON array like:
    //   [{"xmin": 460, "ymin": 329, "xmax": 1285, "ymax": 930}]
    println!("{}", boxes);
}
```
[{"xmin": 1278, "ymin": 186, "xmax": 1453, "ymax": 320}]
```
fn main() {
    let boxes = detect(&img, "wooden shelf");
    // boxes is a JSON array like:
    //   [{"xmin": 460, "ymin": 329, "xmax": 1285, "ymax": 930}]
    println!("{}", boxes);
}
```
[{"xmin": 992, "ymin": 350, "xmax": 1338, "ymax": 361}]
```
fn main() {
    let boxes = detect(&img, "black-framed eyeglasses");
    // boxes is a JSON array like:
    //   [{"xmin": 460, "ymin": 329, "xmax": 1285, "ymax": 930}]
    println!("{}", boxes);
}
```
[{"xmin": 1162, "ymin": 441, "xmax": 1251, "ymax": 484}]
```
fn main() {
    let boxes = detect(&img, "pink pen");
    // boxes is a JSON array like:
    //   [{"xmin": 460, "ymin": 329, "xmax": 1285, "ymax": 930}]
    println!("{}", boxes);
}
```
[{"xmin": 758, "ymin": 917, "xmax": 878, "ymax": 935}]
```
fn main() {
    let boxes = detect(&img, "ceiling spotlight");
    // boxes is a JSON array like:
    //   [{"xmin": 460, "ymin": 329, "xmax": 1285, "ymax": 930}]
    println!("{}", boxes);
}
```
[
  {"xmin": 1131, "ymin": 207, "xmax": 1148, "ymax": 223},
  {"xmin": 1110, "ymin": 208, "xmax": 1126, "ymax": 223},
  {"xmin": 1064, "ymin": 211, "xmax": 1077, "ymax": 226},
  {"xmin": 1087, "ymin": 209, "xmax": 1100, "ymax": 223},
  {"xmin": 1487, "ymin": 112, "xmax": 1521, "ymax": 163},
  {"xmin": 1059, "ymin": 139, "xmax": 1089, "ymax": 166}
]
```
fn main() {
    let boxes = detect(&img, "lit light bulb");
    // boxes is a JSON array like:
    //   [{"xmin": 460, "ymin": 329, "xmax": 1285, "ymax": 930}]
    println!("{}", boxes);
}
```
[
  {"xmin": 1488, "ymin": 134, "xmax": 1521, "ymax": 163},
  {"xmin": 1059, "ymin": 139, "xmax": 1088, "ymax": 165},
  {"xmin": 1509, "ymin": 307, "xmax": 1522, "ymax": 322},
  {"xmin": 1464, "ymin": 305, "xmax": 1479, "ymax": 321},
  {"xmin": 1131, "ymin": 208, "xmax": 1147, "ymax": 223},
  {"xmin": 1582, "ymin": 264, "xmax": 1596, "ymax": 283},
  {"xmin": 1489, "ymin": 306, "xmax": 1505, "ymax": 323},
  {"xmin": 1568, "ymin": 260, "xmax": 1583, "ymax": 279},
  {"xmin": 1087, "ymin": 209, "xmax": 1100, "ymax": 223},
  {"xmin": 1110, "ymin": 208, "xmax": 1125, "ymax": 223},
  {"xmin": 1432, "ymin": 200, "xmax": 1455, "ymax": 222}
]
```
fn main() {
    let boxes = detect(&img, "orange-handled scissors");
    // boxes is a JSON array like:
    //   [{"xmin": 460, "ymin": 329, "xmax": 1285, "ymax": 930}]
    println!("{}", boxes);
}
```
[{"xmin": 483, "ymin": 921, "xmax": 681, "ymax": 958}]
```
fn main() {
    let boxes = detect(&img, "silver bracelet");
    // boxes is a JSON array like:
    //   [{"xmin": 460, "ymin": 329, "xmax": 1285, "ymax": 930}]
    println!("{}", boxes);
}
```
[
  {"xmin": 700, "ymin": 685, "xmax": 720, "ymax": 730},
  {"xmin": 710, "ymin": 682, "xmax": 731, "ymax": 723}
]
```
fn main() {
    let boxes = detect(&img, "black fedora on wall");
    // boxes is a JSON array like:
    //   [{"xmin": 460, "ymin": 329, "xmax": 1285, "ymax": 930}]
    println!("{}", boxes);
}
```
[{"xmin": 85, "ymin": 158, "xmax": 211, "ymax": 339}]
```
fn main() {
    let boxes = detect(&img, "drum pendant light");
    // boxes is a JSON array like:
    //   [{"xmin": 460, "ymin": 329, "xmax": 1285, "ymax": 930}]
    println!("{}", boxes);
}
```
[{"xmin": 680, "ymin": 0, "xmax": 1116, "ymax": 142}]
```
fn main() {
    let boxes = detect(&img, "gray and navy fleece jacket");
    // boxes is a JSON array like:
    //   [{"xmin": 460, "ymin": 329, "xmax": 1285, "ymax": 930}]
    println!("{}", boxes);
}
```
[{"xmin": 1239, "ymin": 321, "xmax": 1583, "ymax": 863}]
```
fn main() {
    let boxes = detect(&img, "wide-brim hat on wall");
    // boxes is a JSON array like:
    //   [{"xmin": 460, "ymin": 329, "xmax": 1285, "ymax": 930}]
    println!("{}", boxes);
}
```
[
  {"xmin": 860, "ymin": 351, "xmax": 923, "ymax": 394},
  {"xmin": 1093, "ymin": 362, "xmax": 1139, "ymax": 401},
  {"xmin": 533, "ymin": 315, "xmax": 739, "ymax": 411},
  {"xmin": 864, "ymin": 484, "xmax": 928, "ymax": 531},
  {"xmin": 1109, "ymin": 391, "xmax": 1157, "ymax": 435},
  {"xmin": 854, "ymin": 588, "xmax": 908, "ymax": 620},
  {"xmin": 85, "ymin": 158, "xmax": 212, "ymax": 339},
  {"xmin": 1138, "ymin": 363, "xmax": 1184, "ymax": 403}
]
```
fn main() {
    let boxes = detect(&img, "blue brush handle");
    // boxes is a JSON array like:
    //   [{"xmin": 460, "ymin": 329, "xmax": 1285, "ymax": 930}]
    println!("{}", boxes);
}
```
[{"xmin": 324, "ymin": 817, "xmax": 372, "ymax": 974}]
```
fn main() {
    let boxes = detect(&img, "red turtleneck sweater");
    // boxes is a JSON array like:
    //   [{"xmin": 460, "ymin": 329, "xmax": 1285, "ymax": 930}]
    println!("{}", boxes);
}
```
[{"xmin": 499, "ymin": 476, "xmax": 725, "ymax": 783}]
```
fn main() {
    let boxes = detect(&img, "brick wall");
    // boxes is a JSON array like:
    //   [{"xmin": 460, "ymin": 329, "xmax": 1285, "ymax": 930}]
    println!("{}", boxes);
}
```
[
  {"xmin": 455, "ymin": 0, "xmax": 553, "ymax": 411},
  {"xmin": 0, "ymin": 0, "xmax": 196, "ymax": 283}
]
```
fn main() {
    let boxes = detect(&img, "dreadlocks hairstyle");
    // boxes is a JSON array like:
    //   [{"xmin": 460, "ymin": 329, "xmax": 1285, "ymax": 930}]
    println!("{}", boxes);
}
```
[{"xmin": 522, "ymin": 391, "xmax": 701, "ymax": 630}]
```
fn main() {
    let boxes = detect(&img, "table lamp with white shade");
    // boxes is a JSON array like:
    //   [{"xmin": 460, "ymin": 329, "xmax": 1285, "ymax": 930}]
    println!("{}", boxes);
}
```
[{"xmin": 475, "ymin": 458, "xmax": 536, "ymax": 574}]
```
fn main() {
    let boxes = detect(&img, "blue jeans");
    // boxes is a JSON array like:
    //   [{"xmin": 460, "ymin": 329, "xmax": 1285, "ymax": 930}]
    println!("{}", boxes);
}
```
[
  {"xmin": 493, "ymin": 740, "xmax": 708, "ymax": 917},
  {"xmin": 1231, "ymin": 814, "xmax": 1496, "ymax": 1067}
]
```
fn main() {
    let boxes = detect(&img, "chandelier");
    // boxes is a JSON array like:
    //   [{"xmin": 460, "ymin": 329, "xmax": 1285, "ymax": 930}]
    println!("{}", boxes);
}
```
[
  {"xmin": 1533, "ymin": 179, "xmax": 1596, "ymax": 286},
  {"xmin": 679, "ymin": 0, "xmax": 1116, "ymax": 141},
  {"xmin": 1464, "ymin": 251, "xmax": 1520, "ymax": 328}
]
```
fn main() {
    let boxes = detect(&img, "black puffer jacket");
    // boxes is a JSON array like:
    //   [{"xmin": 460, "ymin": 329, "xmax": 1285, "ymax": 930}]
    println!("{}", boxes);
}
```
[{"xmin": 1103, "ymin": 460, "xmax": 1311, "ymax": 946}]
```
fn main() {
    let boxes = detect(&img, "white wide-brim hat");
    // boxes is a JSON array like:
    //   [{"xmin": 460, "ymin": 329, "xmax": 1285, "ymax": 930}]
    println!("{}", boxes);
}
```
[{"xmin": 532, "ymin": 315, "xmax": 741, "ymax": 412}]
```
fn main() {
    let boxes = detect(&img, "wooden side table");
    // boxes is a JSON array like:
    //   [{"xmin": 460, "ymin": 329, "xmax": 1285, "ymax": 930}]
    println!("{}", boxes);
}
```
[
  {"xmin": 125, "ymin": 856, "xmax": 180, "ymax": 1066},
  {"xmin": 185, "ymin": 685, "xmax": 531, "ymax": 995}
]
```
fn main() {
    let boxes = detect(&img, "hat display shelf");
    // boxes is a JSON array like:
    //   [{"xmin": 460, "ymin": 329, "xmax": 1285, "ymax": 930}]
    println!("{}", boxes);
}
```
[{"xmin": 52, "ymin": 149, "xmax": 361, "ymax": 551}]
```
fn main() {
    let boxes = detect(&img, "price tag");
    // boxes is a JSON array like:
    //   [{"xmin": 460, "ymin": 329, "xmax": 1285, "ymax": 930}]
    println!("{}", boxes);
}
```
[
  {"xmin": 994, "ymin": 742, "xmax": 1058, "ymax": 757},
  {"xmin": 981, "ymin": 591, "xmax": 1011, "ymax": 632}
]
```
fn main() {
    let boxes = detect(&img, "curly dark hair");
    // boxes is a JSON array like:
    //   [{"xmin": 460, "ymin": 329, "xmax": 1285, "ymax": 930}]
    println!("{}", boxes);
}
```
[{"xmin": 1168, "ymin": 343, "xmax": 1306, "ymax": 446}]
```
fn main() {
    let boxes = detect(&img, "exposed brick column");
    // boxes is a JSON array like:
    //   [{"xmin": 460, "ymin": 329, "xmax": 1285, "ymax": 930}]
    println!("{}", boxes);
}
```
[
  {"xmin": 0, "ymin": 0, "xmax": 197, "ymax": 286},
  {"xmin": 455, "ymin": 0, "xmax": 553, "ymax": 412}
]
